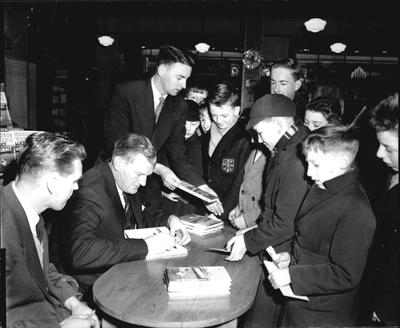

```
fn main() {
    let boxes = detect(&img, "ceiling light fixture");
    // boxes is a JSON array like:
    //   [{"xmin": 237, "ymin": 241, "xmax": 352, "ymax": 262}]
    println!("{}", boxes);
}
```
[
  {"xmin": 330, "ymin": 42, "xmax": 347, "ymax": 53},
  {"xmin": 304, "ymin": 18, "xmax": 327, "ymax": 33},
  {"xmin": 98, "ymin": 35, "xmax": 114, "ymax": 47},
  {"xmin": 195, "ymin": 42, "xmax": 210, "ymax": 53}
]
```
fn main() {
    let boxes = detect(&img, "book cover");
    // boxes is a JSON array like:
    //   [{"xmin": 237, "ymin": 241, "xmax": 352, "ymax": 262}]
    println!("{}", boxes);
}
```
[
  {"xmin": 177, "ymin": 181, "xmax": 219, "ymax": 203},
  {"xmin": 165, "ymin": 266, "xmax": 231, "ymax": 285},
  {"xmin": 180, "ymin": 214, "xmax": 223, "ymax": 229}
]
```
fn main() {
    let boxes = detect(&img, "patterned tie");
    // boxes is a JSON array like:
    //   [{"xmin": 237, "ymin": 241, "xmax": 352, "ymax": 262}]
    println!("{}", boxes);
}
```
[
  {"xmin": 154, "ymin": 96, "xmax": 165, "ymax": 123},
  {"xmin": 123, "ymin": 192, "xmax": 137, "ymax": 229},
  {"xmin": 36, "ymin": 217, "xmax": 45, "ymax": 243}
]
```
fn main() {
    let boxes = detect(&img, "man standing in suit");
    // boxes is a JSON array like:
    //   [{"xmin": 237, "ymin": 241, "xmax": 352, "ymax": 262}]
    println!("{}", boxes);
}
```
[
  {"xmin": 1, "ymin": 132, "xmax": 99, "ymax": 328},
  {"xmin": 65, "ymin": 134, "xmax": 191, "ymax": 293},
  {"xmin": 103, "ymin": 45, "xmax": 222, "ymax": 214}
]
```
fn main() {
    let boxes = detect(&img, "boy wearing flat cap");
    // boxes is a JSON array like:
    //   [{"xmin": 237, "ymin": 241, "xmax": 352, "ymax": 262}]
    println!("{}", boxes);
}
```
[{"xmin": 226, "ymin": 94, "xmax": 310, "ymax": 327}]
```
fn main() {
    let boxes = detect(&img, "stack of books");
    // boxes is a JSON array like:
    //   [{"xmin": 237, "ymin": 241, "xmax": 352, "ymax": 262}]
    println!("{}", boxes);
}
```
[
  {"xmin": 164, "ymin": 266, "xmax": 231, "ymax": 298},
  {"xmin": 179, "ymin": 214, "xmax": 223, "ymax": 236}
]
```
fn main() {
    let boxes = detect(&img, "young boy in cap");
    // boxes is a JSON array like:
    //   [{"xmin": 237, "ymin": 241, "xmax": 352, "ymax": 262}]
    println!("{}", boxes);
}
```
[
  {"xmin": 268, "ymin": 125, "xmax": 376, "ymax": 327},
  {"xmin": 226, "ymin": 93, "xmax": 309, "ymax": 327}
]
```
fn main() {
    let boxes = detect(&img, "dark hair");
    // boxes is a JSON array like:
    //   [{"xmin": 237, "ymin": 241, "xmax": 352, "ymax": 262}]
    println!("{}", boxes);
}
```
[
  {"xmin": 369, "ymin": 92, "xmax": 398, "ymax": 134},
  {"xmin": 207, "ymin": 82, "xmax": 240, "ymax": 107},
  {"xmin": 306, "ymin": 96, "xmax": 342, "ymax": 124},
  {"xmin": 157, "ymin": 45, "xmax": 195, "ymax": 67},
  {"xmin": 17, "ymin": 132, "xmax": 86, "ymax": 178},
  {"xmin": 271, "ymin": 58, "xmax": 303, "ymax": 82},
  {"xmin": 185, "ymin": 100, "xmax": 200, "ymax": 122},
  {"xmin": 112, "ymin": 133, "xmax": 156, "ymax": 163},
  {"xmin": 302, "ymin": 124, "xmax": 359, "ymax": 162}
]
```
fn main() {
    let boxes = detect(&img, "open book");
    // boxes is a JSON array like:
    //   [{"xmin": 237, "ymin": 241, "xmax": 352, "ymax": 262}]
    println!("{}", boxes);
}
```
[
  {"xmin": 124, "ymin": 227, "xmax": 188, "ymax": 260},
  {"xmin": 177, "ymin": 181, "xmax": 219, "ymax": 203}
]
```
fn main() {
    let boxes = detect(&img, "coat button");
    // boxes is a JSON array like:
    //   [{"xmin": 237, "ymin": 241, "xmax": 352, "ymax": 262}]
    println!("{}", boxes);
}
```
[
  {"xmin": 252, "ymin": 196, "xmax": 255, "ymax": 201},
  {"xmin": 241, "ymin": 190, "xmax": 245, "ymax": 194},
  {"xmin": 208, "ymin": 179, "xmax": 212, "ymax": 183}
]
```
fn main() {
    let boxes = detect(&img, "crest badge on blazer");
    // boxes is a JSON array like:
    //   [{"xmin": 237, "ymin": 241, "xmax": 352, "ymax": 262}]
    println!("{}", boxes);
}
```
[{"xmin": 222, "ymin": 158, "xmax": 235, "ymax": 173}]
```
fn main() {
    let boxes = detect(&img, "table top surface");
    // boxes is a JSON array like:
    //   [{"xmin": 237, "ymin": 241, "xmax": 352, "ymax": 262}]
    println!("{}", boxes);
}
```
[{"xmin": 93, "ymin": 225, "xmax": 262, "ymax": 328}]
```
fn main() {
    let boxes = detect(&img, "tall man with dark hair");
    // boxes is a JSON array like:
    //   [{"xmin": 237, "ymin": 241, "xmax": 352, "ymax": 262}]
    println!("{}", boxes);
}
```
[
  {"xmin": 65, "ymin": 134, "xmax": 191, "ymax": 293},
  {"xmin": 1, "ymin": 132, "xmax": 99, "ymax": 328},
  {"xmin": 103, "ymin": 45, "xmax": 220, "ymax": 213}
]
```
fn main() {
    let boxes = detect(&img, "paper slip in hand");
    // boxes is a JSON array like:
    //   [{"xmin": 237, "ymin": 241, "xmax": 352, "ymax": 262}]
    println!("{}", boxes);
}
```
[
  {"xmin": 205, "ymin": 247, "xmax": 230, "ymax": 254},
  {"xmin": 263, "ymin": 260, "xmax": 309, "ymax": 301}
]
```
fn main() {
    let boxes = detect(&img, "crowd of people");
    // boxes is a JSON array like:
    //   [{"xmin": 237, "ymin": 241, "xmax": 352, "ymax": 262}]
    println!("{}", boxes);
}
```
[{"xmin": 2, "ymin": 45, "xmax": 398, "ymax": 328}]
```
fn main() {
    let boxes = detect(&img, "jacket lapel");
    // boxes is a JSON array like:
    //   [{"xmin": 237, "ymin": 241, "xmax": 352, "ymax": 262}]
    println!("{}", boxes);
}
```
[
  {"xmin": 137, "ymin": 79, "xmax": 155, "ymax": 138},
  {"xmin": 7, "ymin": 185, "xmax": 51, "ymax": 299},
  {"xmin": 101, "ymin": 162, "xmax": 127, "ymax": 228}
]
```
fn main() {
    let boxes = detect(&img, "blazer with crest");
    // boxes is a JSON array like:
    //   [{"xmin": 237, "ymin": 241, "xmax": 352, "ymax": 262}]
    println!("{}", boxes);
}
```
[
  {"xmin": 2, "ymin": 184, "xmax": 80, "ymax": 328},
  {"xmin": 63, "ymin": 161, "xmax": 169, "ymax": 291},
  {"xmin": 202, "ymin": 121, "xmax": 251, "ymax": 220}
]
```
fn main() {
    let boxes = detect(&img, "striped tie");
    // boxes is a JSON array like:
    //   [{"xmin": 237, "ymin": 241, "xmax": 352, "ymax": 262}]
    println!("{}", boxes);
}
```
[{"xmin": 154, "ymin": 96, "xmax": 164, "ymax": 123}]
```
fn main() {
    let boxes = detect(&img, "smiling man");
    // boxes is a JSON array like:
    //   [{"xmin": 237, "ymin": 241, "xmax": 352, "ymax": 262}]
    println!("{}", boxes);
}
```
[
  {"xmin": 64, "ymin": 134, "xmax": 191, "ymax": 296},
  {"xmin": 102, "ymin": 45, "xmax": 218, "ymax": 213}
]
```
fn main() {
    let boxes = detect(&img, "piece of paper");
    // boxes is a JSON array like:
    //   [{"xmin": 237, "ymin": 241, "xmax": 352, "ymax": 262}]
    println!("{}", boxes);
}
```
[
  {"xmin": 205, "ymin": 247, "xmax": 230, "ymax": 254},
  {"xmin": 263, "ymin": 260, "xmax": 309, "ymax": 301},
  {"xmin": 124, "ymin": 227, "xmax": 188, "ymax": 260}
]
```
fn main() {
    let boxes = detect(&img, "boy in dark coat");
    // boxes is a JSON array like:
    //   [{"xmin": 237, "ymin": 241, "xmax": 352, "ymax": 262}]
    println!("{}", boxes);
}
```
[{"xmin": 269, "ymin": 125, "xmax": 376, "ymax": 327}]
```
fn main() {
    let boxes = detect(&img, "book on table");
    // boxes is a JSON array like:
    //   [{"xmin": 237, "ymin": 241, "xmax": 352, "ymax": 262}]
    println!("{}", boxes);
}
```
[
  {"xmin": 164, "ymin": 266, "xmax": 231, "ymax": 298},
  {"xmin": 179, "ymin": 213, "xmax": 223, "ymax": 236},
  {"xmin": 124, "ymin": 226, "xmax": 188, "ymax": 260}
]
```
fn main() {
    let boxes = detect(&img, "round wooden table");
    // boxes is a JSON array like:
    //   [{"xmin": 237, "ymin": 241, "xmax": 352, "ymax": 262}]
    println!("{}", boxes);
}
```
[{"xmin": 93, "ymin": 226, "xmax": 262, "ymax": 327}]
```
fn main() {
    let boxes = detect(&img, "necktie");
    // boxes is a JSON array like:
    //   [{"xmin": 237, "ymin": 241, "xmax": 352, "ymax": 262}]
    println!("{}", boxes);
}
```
[
  {"xmin": 154, "ymin": 96, "xmax": 165, "ymax": 123},
  {"xmin": 123, "ymin": 192, "xmax": 137, "ymax": 229},
  {"xmin": 36, "ymin": 217, "xmax": 45, "ymax": 243}
]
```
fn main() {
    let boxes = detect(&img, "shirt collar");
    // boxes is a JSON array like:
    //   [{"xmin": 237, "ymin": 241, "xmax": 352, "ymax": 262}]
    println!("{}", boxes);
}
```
[
  {"xmin": 270, "ymin": 122, "xmax": 300, "ymax": 156},
  {"xmin": 12, "ymin": 181, "xmax": 40, "ymax": 235},
  {"xmin": 151, "ymin": 76, "xmax": 167, "ymax": 111}
]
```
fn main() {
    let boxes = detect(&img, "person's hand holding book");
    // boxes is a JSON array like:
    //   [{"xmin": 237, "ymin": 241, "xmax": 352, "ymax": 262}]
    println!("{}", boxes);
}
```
[
  {"xmin": 154, "ymin": 163, "xmax": 181, "ymax": 190},
  {"xmin": 198, "ymin": 184, "xmax": 224, "ymax": 216}
]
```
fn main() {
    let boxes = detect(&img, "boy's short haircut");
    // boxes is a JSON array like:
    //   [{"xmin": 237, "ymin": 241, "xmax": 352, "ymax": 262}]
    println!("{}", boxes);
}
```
[
  {"xmin": 302, "ymin": 124, "xmax": 359, "ymax": 163},
  {"xmin": 207, "ymin": 82, "xmax": 240, "ymax": 107},
  {"xmin": 369, "ymin": 92, "xmax": 398, "ymax": 134}
]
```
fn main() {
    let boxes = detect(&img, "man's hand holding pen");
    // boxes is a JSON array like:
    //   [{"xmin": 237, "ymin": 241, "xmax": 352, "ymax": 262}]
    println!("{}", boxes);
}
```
[{"xmin": 167, "ymin": 215, "xmax": 191, "ymax": 246}]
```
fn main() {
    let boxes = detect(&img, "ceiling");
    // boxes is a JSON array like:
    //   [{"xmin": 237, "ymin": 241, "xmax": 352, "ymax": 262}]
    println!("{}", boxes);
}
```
[{"xmin": 4, "ymin": 0, "xmax": 399, "ymax": 60}]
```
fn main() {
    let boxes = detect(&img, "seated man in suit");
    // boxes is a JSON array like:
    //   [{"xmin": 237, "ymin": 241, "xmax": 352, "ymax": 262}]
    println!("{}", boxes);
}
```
[
  {"xmin": 64, "ymin": 133, "xmax": 191, "ymax": 294},
  {"xmin": 103, "ymin": 45, "xmax": 222, "ymax": 214},
  {"xmin": 2, "ymin": 132, "xmax": 99, "ymax": 328}
]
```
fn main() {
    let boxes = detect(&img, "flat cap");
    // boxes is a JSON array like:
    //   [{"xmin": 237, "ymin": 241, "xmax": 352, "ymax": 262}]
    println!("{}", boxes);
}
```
[{"xmin": 246, "ymin": 94, "xmax": 296, "ymax": 130}]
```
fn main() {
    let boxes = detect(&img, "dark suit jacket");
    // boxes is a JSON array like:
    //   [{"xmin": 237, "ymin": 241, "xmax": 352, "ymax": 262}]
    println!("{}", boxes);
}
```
[
  {"xmin": 2, "ymin": 184, "xmax": 80, "ymax": 328},
  {"xmin": 280, "ymin": 170, "xmax": 376, "ymax": 327},
  {"xmin": 244, "ymin": 123, "xmax": 310, "ymax": 254},
  {"xmin": 64, "ymin": 162, "xmax": 170, "ymax": 290},
  {"xmin": 103, "ymin": 79, "xmax": 204, "ymax": 187}
]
